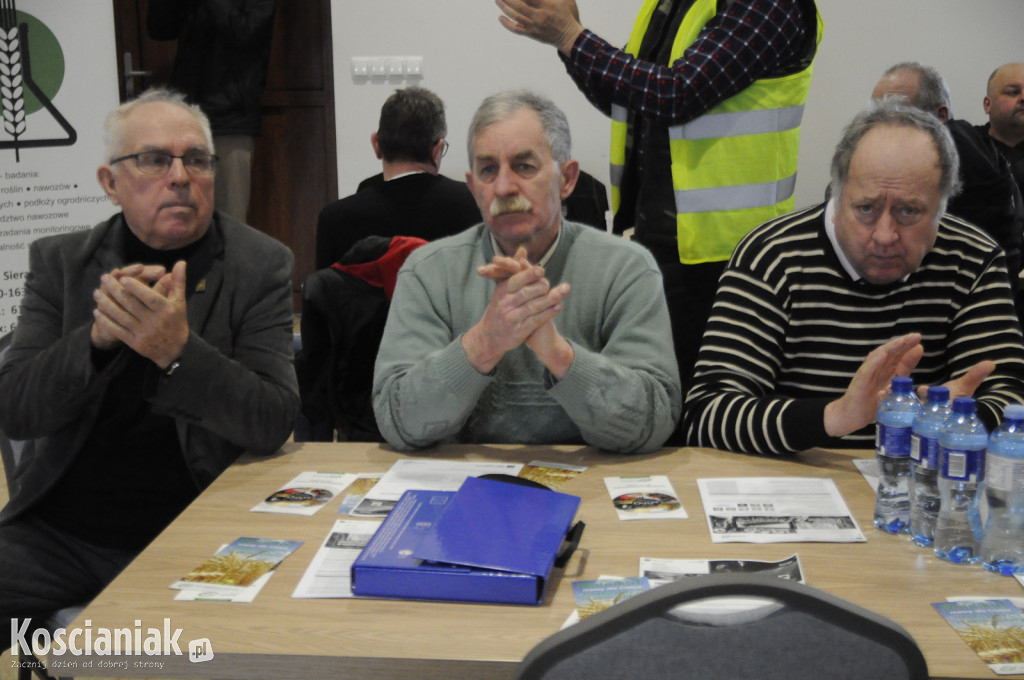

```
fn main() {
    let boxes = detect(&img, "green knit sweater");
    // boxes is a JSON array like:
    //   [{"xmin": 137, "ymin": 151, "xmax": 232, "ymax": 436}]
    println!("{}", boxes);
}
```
[{"xmin": 373, "ymin": 221, "xmax": 681, "ymax": 453}]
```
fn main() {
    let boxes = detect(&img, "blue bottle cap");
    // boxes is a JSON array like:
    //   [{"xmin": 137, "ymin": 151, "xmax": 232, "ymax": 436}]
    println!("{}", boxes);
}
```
[
  {"xmin": 952, "ymin": 397, "xmax": 976, "ymax": 414},
  {"xmin": 891, "ymin": 376, "xmax": 913, "ymax": 393},
  {"xmin": 926, "ymin": 385, "xmax": 950, "ymax": 402}
]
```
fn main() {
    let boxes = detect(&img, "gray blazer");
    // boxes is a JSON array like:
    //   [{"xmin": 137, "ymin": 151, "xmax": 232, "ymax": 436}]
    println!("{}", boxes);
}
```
[{"xmin": 0, "ymin": 212, "xmax": 299, "ymax": 523}]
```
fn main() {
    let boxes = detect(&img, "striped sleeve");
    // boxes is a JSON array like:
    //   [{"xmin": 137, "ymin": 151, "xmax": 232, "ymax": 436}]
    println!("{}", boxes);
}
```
[
  {"xmin": 683, "ymin": 207, "xmax": 828, "ymax": 455},
  {"xmin": 934, "ymin": 217, "xmax": 1024, "ymax": 429}
]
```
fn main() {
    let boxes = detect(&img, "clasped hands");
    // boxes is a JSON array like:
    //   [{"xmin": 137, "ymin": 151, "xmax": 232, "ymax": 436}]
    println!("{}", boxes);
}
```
[
  {"xmin": 90, "ymin": 260, "xmax": 189, "ymax": 370},
  {"xmin": 461, "ymin": 246, "xmax": 575, "ymax": 379},
  {"xmin": 823, "ymin": 332, "xmax": 996, "ymax": 437}
]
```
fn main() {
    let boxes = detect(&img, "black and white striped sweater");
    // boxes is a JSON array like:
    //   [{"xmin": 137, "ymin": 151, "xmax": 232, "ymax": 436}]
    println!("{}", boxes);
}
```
[{"xmin": 682, "ymin": 203, "xmax": 1024, "ymax": 455}]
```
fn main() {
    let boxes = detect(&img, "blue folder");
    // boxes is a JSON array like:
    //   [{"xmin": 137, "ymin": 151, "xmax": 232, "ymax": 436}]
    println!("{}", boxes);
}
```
[{"xmin": 351, "ymin": 476, "xmax": 581, "ymax": 605}]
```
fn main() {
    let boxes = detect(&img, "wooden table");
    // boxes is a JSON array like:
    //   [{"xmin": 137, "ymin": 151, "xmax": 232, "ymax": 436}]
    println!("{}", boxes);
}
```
[{"xmin": 60, "ymin": 442, "xmax": 1023, "ymax": 679}]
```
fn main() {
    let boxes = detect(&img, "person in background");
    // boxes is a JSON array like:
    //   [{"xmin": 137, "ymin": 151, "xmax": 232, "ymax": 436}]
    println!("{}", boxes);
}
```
[
  {"xmin": 373, "ymin": 90, "xmax": 680, "ymax": 454},
  {"xmin": 494, "ymin": 0, "xmax": 822, "ymax": 401},
  {"xmin": 980, "ymin": 62, "xmax": 1024, "ymax": 199},
  {"xmin": 0, "ymin": 88, "xmax": 298, "ymax": 653},
  {"xmin": 315, "ymin": 86, "xmax": 480, "ymax": 270},
  {"xmin": 682, "ymin": 101, "xmax": 1024, "ymax": 456},
  {"xmin": 148, "ymin": 0, "xmax": 277, "ymax": 223}
]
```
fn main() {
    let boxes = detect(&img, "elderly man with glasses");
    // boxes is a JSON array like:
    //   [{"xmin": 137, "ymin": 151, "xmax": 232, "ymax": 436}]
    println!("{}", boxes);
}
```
[{"xmin": 0, "ymin": 88, "xmax": 298, "ymax": 654}]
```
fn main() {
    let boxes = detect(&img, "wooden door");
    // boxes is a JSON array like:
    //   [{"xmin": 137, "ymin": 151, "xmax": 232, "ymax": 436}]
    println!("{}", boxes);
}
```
[{"xmin": 111, "ymin": 0, "xmax": 337, "ymax": 306}]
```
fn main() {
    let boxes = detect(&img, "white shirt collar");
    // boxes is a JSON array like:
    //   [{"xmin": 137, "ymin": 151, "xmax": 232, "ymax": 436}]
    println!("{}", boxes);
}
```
[
  {"xmin": 385, "ymin": 170, "xmax": 426, "ymax": 181},
  {"xmin": 824, "ymin": 199, "xmax": 862, "ymax": 282}
]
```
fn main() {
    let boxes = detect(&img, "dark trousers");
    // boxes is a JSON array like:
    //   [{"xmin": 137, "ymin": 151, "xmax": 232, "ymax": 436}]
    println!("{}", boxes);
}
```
[
  {"xmin": 0, "ymin": 514, "xmax": 137, "ymax": 654},
  {"xmin": 643, "ymin": 243, "xmax": 727, "ymax": 444}
]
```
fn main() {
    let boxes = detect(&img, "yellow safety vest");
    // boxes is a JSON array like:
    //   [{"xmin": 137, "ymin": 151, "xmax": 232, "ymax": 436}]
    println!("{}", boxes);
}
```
[{"xmin": 610, "ymin": 0, "xmax": 822, "ymax": 264}]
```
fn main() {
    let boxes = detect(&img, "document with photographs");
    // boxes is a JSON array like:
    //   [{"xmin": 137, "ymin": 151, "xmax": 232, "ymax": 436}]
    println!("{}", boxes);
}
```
[
  {"xmin": 173, "ymin": 570, "xmax": 274, "ymax": 603},
  {"xmin": 250, "ymin": 471, "xmax": 357, "ymax": 516},
  {"xmin": 292, "ymin": 520, "xmax": 382, "ymax": 598},
  {"xmin": 170, "ymin": 537, "xmax": 303, "ymax": 601},
  {"xmin": 572, "ymin": 577, "xmax": 651, "ymax": 621},
  {"xmin": 337, "ymin": 473, "xmax": 385, "ymax": 515},
  {"xmin": 520, "ymin": 460, "xmax": 587, "ymax": 490},
  {"xmin": 604, "ymin": 475, "xmax": 687, "ymax": 520},
  {"xmin": 934, "ymin": 598, "xmax": 1024, "ymax": 675},
  {"xmin": 173, "ymin": 543, "xmax": 277, "ymax": 603},
  {"xmin": 697, "ymin": 477, "xmax": 866, "ymax": 543},
  {"xmin": 559, "ymin": 575, "xmax": 645, "ymax": 628},
  {"xmin": 349, "ymin": 459, "xmax": 524, "ymax": 517}
]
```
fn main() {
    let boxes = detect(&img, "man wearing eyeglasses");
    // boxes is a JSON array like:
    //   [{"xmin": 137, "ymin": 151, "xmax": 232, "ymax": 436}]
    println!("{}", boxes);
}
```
[
  {"xmin": 0, "ymin": 88, "xmax": 299, "ymax": 653},
  {"xmin": 315, "ymin": 86, "xmax": 480, "ymax": 270}
]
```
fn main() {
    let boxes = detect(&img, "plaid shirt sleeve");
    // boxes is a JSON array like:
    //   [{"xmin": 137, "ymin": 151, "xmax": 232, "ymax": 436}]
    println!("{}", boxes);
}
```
[{"xmin": 561, "ymin": 0, "xmax": 810, "ymax": 126}]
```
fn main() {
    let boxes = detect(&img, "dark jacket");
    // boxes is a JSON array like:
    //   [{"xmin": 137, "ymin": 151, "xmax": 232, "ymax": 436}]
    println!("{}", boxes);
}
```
[
  {"xmin": 946, "ymin": 119, "xmax": 1024, "ymax": 283},
  {"xmin": 315, "ymin": 173, "xmax": 480, "ymax": 270},
  {"xmin": 0, "ymin": 212, "xmax": 299, "ymax": 524},
  {"xmin": 297, "ymin": 236, "xmax": 426, "ymax": 442}
]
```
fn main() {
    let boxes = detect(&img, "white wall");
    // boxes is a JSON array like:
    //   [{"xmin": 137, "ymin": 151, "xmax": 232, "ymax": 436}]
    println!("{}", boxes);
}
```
[{"xmin": 332, "ymin": 0, "xmax": 1024, "ymax": 210}]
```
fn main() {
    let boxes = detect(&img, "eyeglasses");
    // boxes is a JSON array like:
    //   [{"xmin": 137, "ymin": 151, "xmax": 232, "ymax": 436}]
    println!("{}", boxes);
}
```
[
  {"xmin": 439, "ymin": 140, "xmax": 449, "ymax": 158},
  {"xmin": 109, "ymin": 151, "xmax": 218, "ymax": 176}
]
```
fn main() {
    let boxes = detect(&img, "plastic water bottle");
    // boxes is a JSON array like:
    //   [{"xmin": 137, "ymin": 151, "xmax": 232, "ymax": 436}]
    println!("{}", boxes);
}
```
[
  {"xmin": 981, "ymin": 404, "xmax": 1024, "ymax": 575},
  {"xmin": 909, "ymin": 386, "xmax": 950, "ymax": 546},
  {"xmin": 934, "ymin": 397, "xmax": 987, "ymax": 564},
  {"xmin": 873, "ymin": 377, "xmax": 921, "ymax": 533}
]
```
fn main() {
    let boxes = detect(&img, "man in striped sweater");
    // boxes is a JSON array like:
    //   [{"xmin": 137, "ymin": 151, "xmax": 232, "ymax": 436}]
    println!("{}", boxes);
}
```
[{"xmin": 683, "ymin": 101, "xmax": 1024, "ymax": 455}]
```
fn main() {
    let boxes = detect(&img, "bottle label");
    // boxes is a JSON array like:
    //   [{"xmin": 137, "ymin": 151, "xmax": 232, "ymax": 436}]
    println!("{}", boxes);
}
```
[
  {"xmin": 986, "ymin": 453, "xmax": 1024, "ymax": 492},
  {"xmin": 911, "ymin": 433, "xmax": 939, "ymax": 469},
  {"xmin": 876, "ymin": 424, "xmax": 912, "ymax": 457},
  {"xmin": 940, "ymin": 447, "xmax": 985, "ymax": 482}
]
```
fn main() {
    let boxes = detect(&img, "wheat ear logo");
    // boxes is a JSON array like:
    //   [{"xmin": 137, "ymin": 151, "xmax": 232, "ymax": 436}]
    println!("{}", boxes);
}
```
[
  {"xmin": 0, "ymin": 0, "xmax": 76, "ymax": 162},
  {"xmin": 1, "ymin": 14, "xmax": 25, "ymax": 154}
]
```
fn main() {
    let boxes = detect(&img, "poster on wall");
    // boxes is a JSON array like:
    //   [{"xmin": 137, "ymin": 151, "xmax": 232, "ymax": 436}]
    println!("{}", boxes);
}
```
[{"xmin": 0, "ymin": 0, "xmax": 119, "ymax": 336}]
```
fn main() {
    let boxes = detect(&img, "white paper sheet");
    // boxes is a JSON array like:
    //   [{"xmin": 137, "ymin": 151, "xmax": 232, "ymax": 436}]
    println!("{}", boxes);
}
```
[
  {"xmin": 350, "ymin": 459, "xmax": 524, "ymax": 516},
  {"xmin": 697, "ymin": 477, "xmax": 866, "ymax": 543},
  {"xmin": 292, "ymin": 520, "xmax": 382, "ymax": 598}
]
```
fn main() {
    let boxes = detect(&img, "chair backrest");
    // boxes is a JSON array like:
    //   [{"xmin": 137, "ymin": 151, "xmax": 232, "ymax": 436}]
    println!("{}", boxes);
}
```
[
  {"xmin": 515, "ymin": 573, "xmax": 928, "ymax": 680},
  {"xmin": 297, "ymin": 266, "xmax": 389, "ymax": 441},
  {"xmin": 297, "ymin": 235, "xmax": 427, "ymax": 442}
]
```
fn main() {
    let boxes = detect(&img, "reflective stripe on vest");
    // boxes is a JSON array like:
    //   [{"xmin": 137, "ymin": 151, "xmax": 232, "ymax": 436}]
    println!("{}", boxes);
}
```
[
  {"xmin": 676, "ymin": 175, "xmax": 797, "ymax": 214},
  {"xmin": 609, "ymin": 104, "xmax": 629, "ymax": 201},
  {"xmin": 669, "ymin": 105, "xmax": 805, "ymax": 141},
  {"xmin": 609, "ymin": 0, "xmax": 822, "ymax": 264}
]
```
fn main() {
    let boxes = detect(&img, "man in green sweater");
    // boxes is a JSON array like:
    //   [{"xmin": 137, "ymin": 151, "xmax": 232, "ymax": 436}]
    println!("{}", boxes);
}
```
[{"xmin": 373, "ymin": 91, "xmax": 680, "ymax": 454}]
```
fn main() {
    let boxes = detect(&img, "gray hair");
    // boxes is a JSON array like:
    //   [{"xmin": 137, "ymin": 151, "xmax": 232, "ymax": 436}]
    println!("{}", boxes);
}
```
[
  {"xmin": 103, "ymin": 88, "xmax": 214, "ymax": 163},
  {"xmin": 830, "ymin": 100, "xmax": 961, "ymax": 211},
  {"xmin": 879, "ymin": 62, "xmax": 952, "ymax": 115},
  {"xmin": 467, "ymin": 90, "xmax": 572, "ymax": 165}
]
